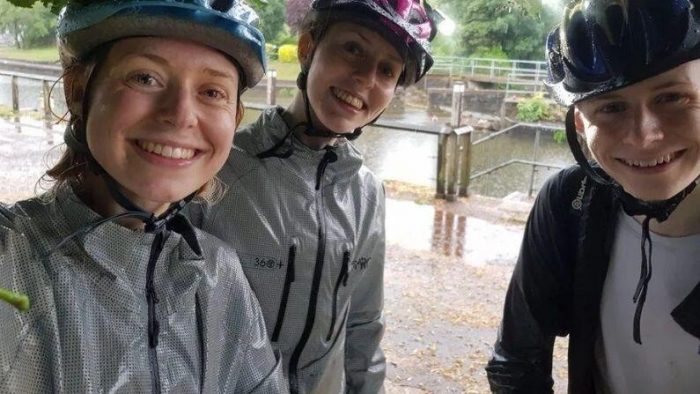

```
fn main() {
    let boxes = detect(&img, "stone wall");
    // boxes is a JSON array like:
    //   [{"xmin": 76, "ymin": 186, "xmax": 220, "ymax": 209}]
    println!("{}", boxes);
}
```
[{"xmin": 428, "ymin": 88, "xmax": 507, "ymax": 115}]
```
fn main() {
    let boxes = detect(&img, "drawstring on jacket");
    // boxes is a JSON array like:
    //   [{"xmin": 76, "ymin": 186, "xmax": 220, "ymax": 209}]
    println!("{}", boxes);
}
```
[
  {"xmin": 632, "ymin": 216, "xmax": 653, "ymax": 344},
  {"xmin": 315, "ymin": 148, "xmax": 338, "ymax": 190}
]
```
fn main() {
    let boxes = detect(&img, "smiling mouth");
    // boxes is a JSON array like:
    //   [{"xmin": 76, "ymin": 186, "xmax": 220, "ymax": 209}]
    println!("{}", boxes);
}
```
[
  {"xmin": 617, "ymin": 150, "xmax": 683, "ymax": 168},
  {"xmin": 137, "ymin": 140, "xmax": 196, "ymax": 160},
  {"xmin": 332, "ymin": 87, "xmax": 364, "ymax": 110}
]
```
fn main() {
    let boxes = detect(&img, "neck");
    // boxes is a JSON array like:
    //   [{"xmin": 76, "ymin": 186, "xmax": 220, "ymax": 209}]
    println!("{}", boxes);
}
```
[
  {"xmin": 77, "ymin": 173, "xmax": 170, "ymax": 230},
  {"xmin": 640, "ymin": 186, "xmax": 700, "ymax": 237},
  {"xmin": 286, "ymin": 92, "xmax": 340, "ymax": 150}
]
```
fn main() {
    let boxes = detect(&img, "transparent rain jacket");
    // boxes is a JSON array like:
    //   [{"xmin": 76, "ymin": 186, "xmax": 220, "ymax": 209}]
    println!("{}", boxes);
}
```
[
  {"xmin": 188, "ymin": 107, "xmax": 386, "ymax": 394},
  {"xmin": 0, "ymin": 186, "xmax": 287, "ymax": 393}
]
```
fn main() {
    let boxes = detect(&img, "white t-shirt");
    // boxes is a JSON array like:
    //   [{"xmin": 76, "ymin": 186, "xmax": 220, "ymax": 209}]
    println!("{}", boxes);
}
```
[{"xmin": 596, "ymin": 210, "xmax": 700, "ymax": 393}]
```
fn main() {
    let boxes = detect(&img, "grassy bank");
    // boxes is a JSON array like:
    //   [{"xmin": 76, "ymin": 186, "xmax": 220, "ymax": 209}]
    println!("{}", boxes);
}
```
[{"xmin": 0, "ymin": 46, "xmax": 59, "ymax": 63}]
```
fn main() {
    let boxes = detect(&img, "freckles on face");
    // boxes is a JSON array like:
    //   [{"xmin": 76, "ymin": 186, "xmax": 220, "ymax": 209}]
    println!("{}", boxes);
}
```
[{"xmin": 82, "ymin": 37, "xmax": 240, "ymax": 208}]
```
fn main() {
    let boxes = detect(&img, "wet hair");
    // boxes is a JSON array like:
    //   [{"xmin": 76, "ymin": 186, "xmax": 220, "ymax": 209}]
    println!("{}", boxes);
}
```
[{"xmin": 45, "ymin": 41, "xmax": 244, "ymax": 204}]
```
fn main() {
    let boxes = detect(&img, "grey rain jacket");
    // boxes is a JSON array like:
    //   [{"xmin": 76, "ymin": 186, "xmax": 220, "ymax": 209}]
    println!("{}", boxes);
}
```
[
  {"xmin": 189, "ymin": 107, "xmax": 386, "ymax": 394},
  {"xmin": 485, "ymin": 165, "xmax": 700, "ymax": 393},
  {"xmin": 0, "ymin": 186, "xmax": 287, "ymax": 393}
]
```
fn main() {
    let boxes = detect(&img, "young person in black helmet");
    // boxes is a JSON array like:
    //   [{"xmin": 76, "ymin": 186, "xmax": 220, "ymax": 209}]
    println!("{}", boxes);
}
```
[
  {"xmin": 188, "ymin": 0, "xmax": 439, "ymax": 392},
  {"xmin": 487, "ymin": 1, "xmax": 700, "ymax": 393},
  {"xmin": 0, "ymin": 1, "xmax": 287, "ymax": 392}
]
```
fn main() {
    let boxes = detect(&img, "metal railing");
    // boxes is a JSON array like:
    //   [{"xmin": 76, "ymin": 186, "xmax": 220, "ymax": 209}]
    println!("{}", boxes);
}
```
[{"xmin": 429, "ymin": 56, "xmax": 547, "ymax": 80}]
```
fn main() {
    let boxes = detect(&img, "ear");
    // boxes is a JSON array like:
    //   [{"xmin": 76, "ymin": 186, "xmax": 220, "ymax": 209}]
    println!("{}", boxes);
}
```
[
  {"xmin": 573, "ymin": 106, "xmax": 586, "ymax": 136},
  {"xmin": 297, "ymin": 32, "xmax": 315, "ymax": 69},
  {"xmin": 235, "ymin": 99, "xmax": 245, "ymax": 128}
]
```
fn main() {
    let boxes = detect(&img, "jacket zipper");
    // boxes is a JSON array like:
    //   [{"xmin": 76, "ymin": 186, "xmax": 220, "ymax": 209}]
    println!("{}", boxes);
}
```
[
  {"xmin": 288, "ymin": 148, "xmax": 337, "ymax": 394},
  {"xmin": 326, "ymin": 251, "xmax": 350, "ymax": 341},
  {"xmin": 146, "ymin": 230, "xmax": 166, "ymax": 394},
  {"xmin": 272, "ymin": 244, "xmax": 297, "ymax": 342}
]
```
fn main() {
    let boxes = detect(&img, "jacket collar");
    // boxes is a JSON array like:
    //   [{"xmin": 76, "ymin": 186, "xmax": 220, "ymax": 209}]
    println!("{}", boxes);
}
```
[{"xmin": 235, "ymin": 106, "xmax": 365, "ymax": 183}]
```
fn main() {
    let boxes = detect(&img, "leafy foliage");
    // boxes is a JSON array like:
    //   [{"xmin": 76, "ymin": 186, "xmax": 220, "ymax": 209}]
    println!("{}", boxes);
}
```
[
  {"xmin": 552, "ymin": 129, "xmax": 566, "ymax": 144},
  {"xmin": 469, "ymin": 46, "xmax": 509, "ymax": 60},
  {"xmin": 429, "ymin": 0, "xmax": 561, "ymax": 60},
  {"xmin": 516, "ymin": 94, "xmax": 553, "ymax": 122},
  {"xmin": 0, "ymin": 0, "xmax": 57, "ymax": 48},
  {"xmin": 249, "ymin": 0, "xmax": 286, "ymax": 45},
  {"xmin": 7, "ymin": 0, "xmax": 66, "ymax": 14}
]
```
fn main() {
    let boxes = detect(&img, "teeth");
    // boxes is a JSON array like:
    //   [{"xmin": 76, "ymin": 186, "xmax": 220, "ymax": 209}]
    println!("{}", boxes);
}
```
[
  {"xmin": 622, "ymin": 152, "xmax": 675, "ymax": 168},
  {"xmin": 332, "ymin": 87, "xmax": 363, "ymax": 110},
  {"xmin": 138, "ymin": 141, "xmax": 195, "ymax": 159}
]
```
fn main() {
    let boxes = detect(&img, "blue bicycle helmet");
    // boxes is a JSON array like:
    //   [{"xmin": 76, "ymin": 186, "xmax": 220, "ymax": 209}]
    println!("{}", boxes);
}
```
[{"xmin": 58, "ymin": 0, "xmax": 266, "ymax": 90}]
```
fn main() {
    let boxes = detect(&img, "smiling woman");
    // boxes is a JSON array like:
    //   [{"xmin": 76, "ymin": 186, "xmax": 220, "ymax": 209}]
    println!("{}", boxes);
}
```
[
  {"xmin": 186, "ymin": 1, "xmax": 441, "ymax": 393},
  {"xmin": 0, "ymin": 1, "xmax": 287, "ymax": 392}
]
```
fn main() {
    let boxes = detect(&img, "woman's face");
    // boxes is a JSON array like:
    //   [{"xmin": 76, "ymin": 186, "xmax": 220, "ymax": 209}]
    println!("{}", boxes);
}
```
[
  {"xmin": 82, "ymin": 37, "xmax": 240, "ymax": 211},
  {"xmin": 575, "ymin": 59, "xmax": 700, "ymax": 201},
  {"xmin": 303, "ymin": 21, "xmax": 404, "ymax": 133}
]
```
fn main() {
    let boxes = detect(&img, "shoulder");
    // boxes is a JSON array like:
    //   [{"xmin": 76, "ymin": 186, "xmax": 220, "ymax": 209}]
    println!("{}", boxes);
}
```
[
  {"xmin": 194, "ymin": 228, "xmax": 242, "ymax": 269},
  {"xmin": 355, "ymin": 165, "xmax": 385, "ymax": 202}
]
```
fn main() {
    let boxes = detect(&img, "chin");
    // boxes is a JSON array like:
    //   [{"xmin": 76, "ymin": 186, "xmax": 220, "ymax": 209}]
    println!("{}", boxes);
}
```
[
  {"xmin": 132, "ymin": 182, "xmax": 197, "ymax": 205},
  {"xmin": 624, "ymin": 184, "xmax": 687, "ymax": 203}
]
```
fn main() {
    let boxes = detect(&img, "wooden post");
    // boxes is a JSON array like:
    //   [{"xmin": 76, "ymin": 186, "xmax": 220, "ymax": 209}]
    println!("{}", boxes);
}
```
[
  {"xmin": 528, "ymin": 128, "xmax": 542, "ymax": 197},
  {"xmin": 437, "ymin": 83, "xmax": 469, "ymax": 201},
  {"xmin": 456, "ymin": 127, "xmax": 473, "ymax": 197},
  {"xmin": 266, "ymin": 69, "xmax": 277, "ymax": 106},
  {"xmin": 444, "ymin": 131, "xmax": 458, "ymax": 201},
  {"xmin": 435, "ymin": 124, "xmax": 452, "ymax": 199},
  {"xmin": 11, "ymin": 76, "xmax": 20, "ymax": 133},
  {"xmin": 42, "ymin": 80, "xmax": 53, "ymax": 144},
  {"xmin": 451, "ymin": 82, "xmax": 464, "ymax": 127}
]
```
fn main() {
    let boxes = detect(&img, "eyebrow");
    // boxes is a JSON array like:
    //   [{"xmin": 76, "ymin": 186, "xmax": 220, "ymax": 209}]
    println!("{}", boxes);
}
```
[
  {"xmin": 650, "ymin": 80, "xmax": 692, "ymax": 90},
  {"xmin": 588, "ymin": 80, "xmax": 693, "ymax": 103},
  {"xmin": 122, "ymin": 51, "xmax": 238, "ymax": 80},
  {"xmin": 355, "ymin": 31, "xmax": 403, "ymax": 64}
]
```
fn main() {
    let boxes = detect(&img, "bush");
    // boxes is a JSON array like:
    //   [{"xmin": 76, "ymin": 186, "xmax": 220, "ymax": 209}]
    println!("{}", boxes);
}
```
[
  {"xmin": 516, "ymin": 94, "xmax": 552, "ymax": 122},
  {"xmin": 265, "ymin": 43, "xmax": 278, "ymax": 61},
  {"xmin": 278, "ymin": 44, "xmax": 298, "ymax": 63},
  {"xmin": 553, "ymin": 129, "xmax": 566, "ymax": 144}
]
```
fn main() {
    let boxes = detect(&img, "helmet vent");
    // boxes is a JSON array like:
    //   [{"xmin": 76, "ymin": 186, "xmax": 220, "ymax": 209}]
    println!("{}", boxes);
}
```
[{"xmin": 211, "ymin": 0, "xmax": 236, "ymax": 12}]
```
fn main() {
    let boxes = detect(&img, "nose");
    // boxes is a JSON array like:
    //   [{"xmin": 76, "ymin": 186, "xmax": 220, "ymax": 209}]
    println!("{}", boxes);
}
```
[
  {"xmin": 352, "ymin": 60, "xmax": 377, "ymax": 88},
  {"xmin": 625, "ymin": 106, "xmax": 664, "ymax": 147},
  {"xmin": 157, "ymin": 84, "xmax": 197, "ymax": 129}
]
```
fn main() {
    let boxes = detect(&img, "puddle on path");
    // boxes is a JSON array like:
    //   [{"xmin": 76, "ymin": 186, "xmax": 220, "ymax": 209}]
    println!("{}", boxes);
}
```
[{"xmin": 385, "ymin": 198, "xmax": 524, "ymax": 266}]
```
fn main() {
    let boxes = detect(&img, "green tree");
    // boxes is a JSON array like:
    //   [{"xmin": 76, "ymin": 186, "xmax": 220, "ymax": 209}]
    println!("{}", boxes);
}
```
[
  {"xmin": 250, "ymin": 0, "xmax": 287, "ymax": 45},
  {"xmin": 7, "ymin": 0, "xmax": 66, "ymax": 14},
  {"xmin": 430, "ymin": 0, "xmax": 561, "ymax": 60},
  {"xmin": 0, "ymin": 0, "xmax": 57, "ymax": 48}
]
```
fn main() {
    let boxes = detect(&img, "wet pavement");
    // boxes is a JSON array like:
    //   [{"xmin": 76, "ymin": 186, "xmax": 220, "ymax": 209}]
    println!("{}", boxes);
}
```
[
  {"xmin": 385, "ymin": 198, "xmax": 524, "ymax": 267},
  {"xmin": 1, "ymin": 123, "xmax": 569, "ymax": 393}
]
